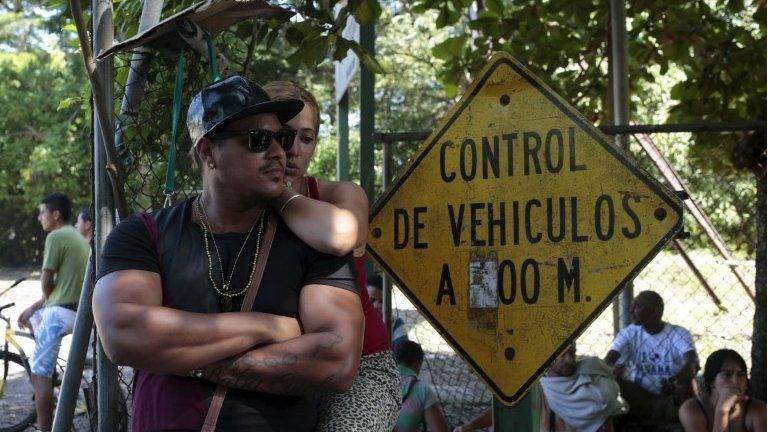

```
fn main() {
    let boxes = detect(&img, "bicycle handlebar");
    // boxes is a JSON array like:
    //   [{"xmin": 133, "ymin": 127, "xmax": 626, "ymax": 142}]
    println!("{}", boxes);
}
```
[{"xmin": 0, "ymin": 302, "xmax": 15, "ymax": 313}]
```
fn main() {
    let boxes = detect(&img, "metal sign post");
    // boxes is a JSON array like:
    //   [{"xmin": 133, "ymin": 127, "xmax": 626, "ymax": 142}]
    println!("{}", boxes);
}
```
[
  {"xmin": 334, "ymin": 3, "xmax": 359, "ymax": 182},
  {"xmin": 366, "ymin": 52, "xmax": 683, "ymax": 405}
]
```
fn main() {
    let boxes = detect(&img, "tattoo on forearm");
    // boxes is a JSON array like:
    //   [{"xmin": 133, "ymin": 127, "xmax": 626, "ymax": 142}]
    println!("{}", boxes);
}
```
[{"xmin": 201, "ymin": 332, "xmax": 346, "ymax": 395}]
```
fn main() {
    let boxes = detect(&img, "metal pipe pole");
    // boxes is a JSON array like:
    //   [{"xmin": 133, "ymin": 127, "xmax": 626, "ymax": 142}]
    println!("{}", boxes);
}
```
[
  {"xmin": 610, "ymin": 0, "xmax": 633, "ymax": 332},
  {"xmin": 337, "ymin": 91, "xmax": 350, "ymax": 181},
  {"xmin": 52, "ymin": 260, "xmax": 93, "ymax": 431},
  {"xmin": 114, "ymin": 0, "xmax": 164, "ymax": 159},
  {"xmin": 92, "ymin": 1, "xmax": 121, "ymax": 431},
  {"xmin": 359, "ymin": 21, "xmax": 375, "ymax": 202},
  {"xmin": 381, "ymin": 142, "xmax": 393, "ymax": 336}
]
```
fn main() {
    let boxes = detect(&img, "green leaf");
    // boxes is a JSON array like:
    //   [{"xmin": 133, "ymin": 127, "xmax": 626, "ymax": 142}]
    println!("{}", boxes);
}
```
[
  {"xmin": 443, "ymin": 82, "xmax": 459, "ymax": 98},
  {"xmin": 351, "ymin": 44, "xmax": 386, "ymax": 73},
  {"xmin": 332, "ymin": 37, "xmax": 355, "ymax": 61},
  {"xmin": 61, "ymin": 23, "xmax": 76, "ymax": 33},
  {"xmin": 485, "ymin": 0, "xmax": 504, "ymax": 17},
  {"xmin": 469, "ymin": 12, "xmax": 501, "ymax": 30},
  {"xmin": 262, "ymin": 25, "xmax": 281, "ymax": 50},
  {"xmin": 57, "ymin": 96, "xmax": 81, "ymax": 111},
  {"xmin": 411, "ymin": 3, "xmax": 429, "ymax": 13},
  {"xmin": 285, "ymin": 25, "xmax": 306, "ymax": 46},
  {"xmin": 288, "ymin": 35, "xmax": 331, "ymax": 67},
  {"xmin": 436, "ymin": 6, "xmax": 461, "ymax": 27},
  {"xmin": 432, "ymin": 35, "xmax": 468, "ymax": 60},
  {"xmin": 254, "ymin": 23, "xmax": 270, "ymax": 46}
]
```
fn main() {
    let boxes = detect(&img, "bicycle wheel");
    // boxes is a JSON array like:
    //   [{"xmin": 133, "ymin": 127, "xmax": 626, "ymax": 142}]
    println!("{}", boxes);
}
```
[{"xmin": 0, "ymin": 351, "xmax": 36, "ymax": 432}]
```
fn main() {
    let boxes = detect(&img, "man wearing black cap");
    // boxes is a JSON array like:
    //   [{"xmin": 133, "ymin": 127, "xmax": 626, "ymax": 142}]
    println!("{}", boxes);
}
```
[{"xmin": 93, "ymin": 76, "xmax": 363, "ymax": 431}]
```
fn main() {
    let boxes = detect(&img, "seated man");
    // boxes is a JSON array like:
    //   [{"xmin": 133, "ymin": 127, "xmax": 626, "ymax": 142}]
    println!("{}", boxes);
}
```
[
  {"xmin": 93, "ymin": 75, "xmax": 363, "ymax": 431},
  {"xmin": 605, "ymin": 290, "xmax": 699, "ymax": 421},
  {"xmin": 395, "ymin": 341, "xmax": 451, "ymax": 432},
  {"xmin": 454, "ymin": 345, "xmax": 626, "ymax": 432},
  {"xmin": 539, "ymin": 345, "xmax": 626, "ymax": 431}
]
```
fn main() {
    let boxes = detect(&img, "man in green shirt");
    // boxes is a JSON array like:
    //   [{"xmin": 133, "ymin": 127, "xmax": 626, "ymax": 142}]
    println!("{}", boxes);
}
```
[{"xmin": 17, "ymin": 192, "xmax": 90, "ymax": 432}]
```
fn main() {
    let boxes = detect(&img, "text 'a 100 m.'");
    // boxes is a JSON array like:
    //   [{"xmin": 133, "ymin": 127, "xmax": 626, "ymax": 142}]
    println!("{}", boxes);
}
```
[{"xmin": 386, "ymin": 126, "xmax": 652, "ymax": 307}]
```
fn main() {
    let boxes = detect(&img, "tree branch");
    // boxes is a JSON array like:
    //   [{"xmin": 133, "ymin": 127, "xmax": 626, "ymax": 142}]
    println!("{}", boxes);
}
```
[
  {"xmin": 69, "ymin": 0, "xmax": 95, "ymax": 77},
  {"xmin": 241, "ymin": 21, "xmax": 259, "ymax": 76},
  {"xmin": 69, "ymin": 0, "xmax": 130, "ymax": 219}
]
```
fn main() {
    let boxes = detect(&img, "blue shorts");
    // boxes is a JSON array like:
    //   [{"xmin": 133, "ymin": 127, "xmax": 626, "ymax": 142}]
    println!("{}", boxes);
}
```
[{"xmin": 30, "ymin": 306, "xmax": 76, "ymax": 377}]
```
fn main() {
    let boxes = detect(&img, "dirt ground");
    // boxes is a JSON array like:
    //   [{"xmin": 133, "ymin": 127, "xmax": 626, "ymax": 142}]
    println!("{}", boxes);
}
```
[{"xmin": 0, "ymin": 267, "xmax": 92, "ymax": 431}]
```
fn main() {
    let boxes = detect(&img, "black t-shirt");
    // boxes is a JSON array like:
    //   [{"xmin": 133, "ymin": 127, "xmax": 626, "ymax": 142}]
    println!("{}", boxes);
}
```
[{"xmin": 97, "ymin": 197, "xmax": 357, "ymax": 432}]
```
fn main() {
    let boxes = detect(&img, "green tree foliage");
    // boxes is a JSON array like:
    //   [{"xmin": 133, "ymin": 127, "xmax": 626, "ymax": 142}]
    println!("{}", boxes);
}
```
[
  {"xmin": 0, "ymin": 43, "xmax": 90, "ymax": 265},
  {"xmin": 20, "ymin": 0, "xmax": 764, "ymax": 260}
]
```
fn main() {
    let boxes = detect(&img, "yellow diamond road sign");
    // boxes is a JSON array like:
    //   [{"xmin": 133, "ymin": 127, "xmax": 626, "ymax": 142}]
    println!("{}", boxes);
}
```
[{"xmin": 367, "ymin": 52, "xmax": 683, "ymax": 404}]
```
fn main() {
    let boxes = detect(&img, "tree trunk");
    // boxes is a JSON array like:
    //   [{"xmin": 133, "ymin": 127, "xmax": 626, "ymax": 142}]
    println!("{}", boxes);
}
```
[{"xmin": 751, "ymin": 163, "xmax": 766, "ymax": 400}]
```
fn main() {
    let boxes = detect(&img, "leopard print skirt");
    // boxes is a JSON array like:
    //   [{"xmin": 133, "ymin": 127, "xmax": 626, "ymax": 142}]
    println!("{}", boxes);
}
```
[{"xmin": 316, "ymin": 351, "xmax": 402, "ymax": 431}]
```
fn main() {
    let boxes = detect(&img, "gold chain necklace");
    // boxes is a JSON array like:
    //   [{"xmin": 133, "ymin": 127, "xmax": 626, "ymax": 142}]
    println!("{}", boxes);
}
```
[{"xmin": 196, "ymin": 196, "xmax": 265, "ymax": 309}]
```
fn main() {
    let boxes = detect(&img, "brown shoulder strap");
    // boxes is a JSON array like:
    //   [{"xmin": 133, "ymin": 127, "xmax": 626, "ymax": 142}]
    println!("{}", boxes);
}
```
[{"xmin": 201, "ymin": 213, "xmax": 277, "ymax": 432}]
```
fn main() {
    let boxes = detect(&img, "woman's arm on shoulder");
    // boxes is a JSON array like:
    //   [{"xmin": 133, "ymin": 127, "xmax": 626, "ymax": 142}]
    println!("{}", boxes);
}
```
[
  {"xmin": 318, "ymin": 180, "xmax": 369, "ymax": 248},
  {"xmin": 678, "ymin": 398, "xmax": 708, "ymax": 432},
  {"xmin": 276, "ymin": 180, "xmax": 368, "ymax": 256}
]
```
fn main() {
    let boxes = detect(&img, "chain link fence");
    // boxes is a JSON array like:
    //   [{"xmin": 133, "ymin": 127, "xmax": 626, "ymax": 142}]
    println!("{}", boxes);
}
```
[
  {"xmin": 378, "ymin": 131, "xmax": 759, "ymax": 429},
  {"xmin": 86, "ymin": 22, "xmax": 760, "ymax": 432}
]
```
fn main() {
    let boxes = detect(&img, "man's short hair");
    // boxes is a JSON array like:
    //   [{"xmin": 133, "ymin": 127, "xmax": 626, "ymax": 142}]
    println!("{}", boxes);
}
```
[
  {"xmin": 78, "ymin": 206, "xmax": 92, "ymax": 222},
  {"xmin": 395, "ymin": 340, "xmax": 424, "ymax": 367},
  {"xmin": 636, "ymin": 290, "xmax": 664, "ymax": 315},
  {"xmin": 366, "ymin": 274, "xmax": 383, "ymax": 290},
  {"xmin": 41, "ymin": 193, "xmax": 72, "ymax": 222}
]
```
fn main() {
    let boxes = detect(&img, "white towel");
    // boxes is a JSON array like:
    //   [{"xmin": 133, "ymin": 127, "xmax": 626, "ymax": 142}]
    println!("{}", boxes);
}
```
[{"xmin": 540, "ymin": 357, "xmax": 628, "ymax": 432}]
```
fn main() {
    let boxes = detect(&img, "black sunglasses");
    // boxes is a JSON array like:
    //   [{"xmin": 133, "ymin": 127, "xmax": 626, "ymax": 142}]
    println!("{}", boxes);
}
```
[{"xmin": 208, "ymin": 128, "xmax": 297, "ymax": 153}]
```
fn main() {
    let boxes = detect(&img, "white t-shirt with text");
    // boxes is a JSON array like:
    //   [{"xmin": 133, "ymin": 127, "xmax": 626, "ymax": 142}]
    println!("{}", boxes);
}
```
[{"xmin": 610, "ymin": 323, "xmax": 697, "ymax": 394}]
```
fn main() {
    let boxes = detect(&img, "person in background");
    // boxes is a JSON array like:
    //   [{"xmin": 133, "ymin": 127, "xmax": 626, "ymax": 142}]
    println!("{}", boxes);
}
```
[
  {"xmin": 264, "ymin": 80, "xmax": 400, "ymax": 431},
  {"xmin": 605, "ymin": 290, "xmax": 699, "ymax": 421},
  {"xmin": 75, "ymin": 206, "xmax": 93, "ymax": 244},
  {"xmin": 454, "ymin": 344, "xmax": 626, "ymax": 432},
  {"xmin": 18, "ymin": 193, "xmax": 89, "ymax": 431},
  {"xmin": 679, "ymin": 349, "xmax": 766, "ymax": 432},
  {"xmin": 395, "ymin": 340, "xmax": 451, "ymax": 432},
  {"xmin": 366, "ymin": 273, "xmax": 384, "ymax": 316},
  {"xmin": 366, "ymin": 273, "xmax": 409, "ymax": 352}
]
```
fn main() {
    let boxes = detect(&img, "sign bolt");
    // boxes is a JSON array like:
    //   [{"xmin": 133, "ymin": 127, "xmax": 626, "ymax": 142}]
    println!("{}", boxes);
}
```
[
  {"xmin": 504, "ymin": 347, "xmax": 515, "ymax": 361},
  {"xmin": 500, "ymin": 94, "xmax": 510, "ymax": 106},
  {"xmin": 654, "ymin": 208, "xmax": 667, "ymax": 221},
  {"xmin": 372, "ymin": 227, "xmax": 382, "ymax": 238}
]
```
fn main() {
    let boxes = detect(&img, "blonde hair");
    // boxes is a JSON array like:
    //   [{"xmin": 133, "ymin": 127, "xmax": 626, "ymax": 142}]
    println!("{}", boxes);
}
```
[{"xmin": 262, "ymin": 81, "xmax": 321, "ymax": 132}]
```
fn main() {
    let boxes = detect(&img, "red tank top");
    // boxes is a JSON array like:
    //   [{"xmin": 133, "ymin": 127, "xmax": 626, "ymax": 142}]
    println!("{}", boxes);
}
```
[{"xmin": 307, "ymin": 177, "xmax": 389, "ymax": 354}]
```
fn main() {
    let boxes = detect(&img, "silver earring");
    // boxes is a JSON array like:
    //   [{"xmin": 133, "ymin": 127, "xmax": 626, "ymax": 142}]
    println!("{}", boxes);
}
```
[{"xmin": 207, "ymin": 161, "xmax": 216, "ymax": 170}]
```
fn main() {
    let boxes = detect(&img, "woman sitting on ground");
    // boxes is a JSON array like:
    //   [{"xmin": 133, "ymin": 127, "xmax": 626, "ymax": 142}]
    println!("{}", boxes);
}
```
[{"xmin": 679, "ymin": 349, "xmax": 766, "ymax": 432}]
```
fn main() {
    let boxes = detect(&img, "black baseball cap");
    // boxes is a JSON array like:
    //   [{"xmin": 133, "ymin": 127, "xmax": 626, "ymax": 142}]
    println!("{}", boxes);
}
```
[{"xmin": 186, "ymin": 75, "xmax": 304, "ymax": 143}]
